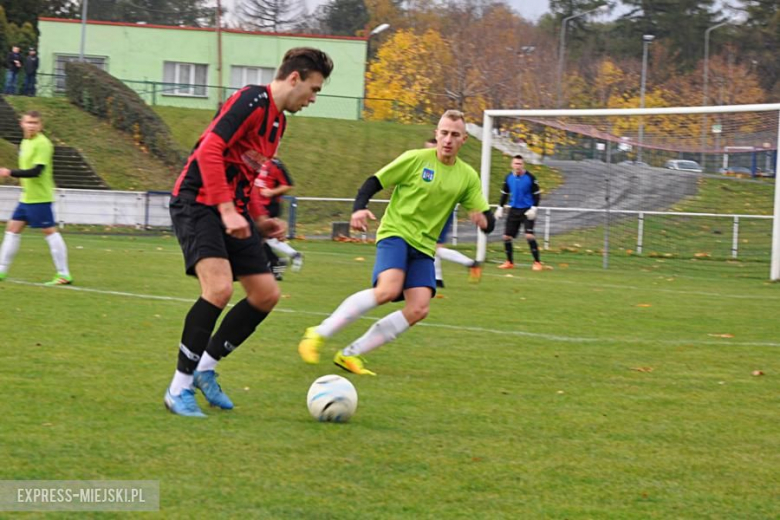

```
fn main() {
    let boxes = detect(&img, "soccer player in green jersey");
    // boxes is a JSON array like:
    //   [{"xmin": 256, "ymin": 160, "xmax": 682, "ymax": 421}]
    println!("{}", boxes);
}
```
[
  {"xmin": 298, "ymin": 110, "xmax": 496, "ymax": 375},
  {"xmin": 0, "ymin": 111, "xmax": 71, "ymax": 285}
]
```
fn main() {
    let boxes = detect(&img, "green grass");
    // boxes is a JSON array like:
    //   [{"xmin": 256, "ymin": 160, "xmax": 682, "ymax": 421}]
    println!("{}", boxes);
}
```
[
  {"xmin": 0, "ymin": 230, "xmax": 778, "ymax": 518},
  {"xmin": 4, "ymin": 97, "xmax": 178, "ymax": 191}
]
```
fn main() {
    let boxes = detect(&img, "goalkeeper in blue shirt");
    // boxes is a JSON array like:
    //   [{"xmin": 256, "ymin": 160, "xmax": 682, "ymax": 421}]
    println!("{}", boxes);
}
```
[{"xmin": 494, "ymin": 154, "xmax": 543, "ymax": 271}]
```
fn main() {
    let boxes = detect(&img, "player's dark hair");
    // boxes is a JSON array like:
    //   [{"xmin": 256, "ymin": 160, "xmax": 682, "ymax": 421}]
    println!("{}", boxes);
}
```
[
  {"xmin": 276, "ymin": 47, "xmax": 334, "ymax": 81},
  {"xmin": 23, "ymin": 110, "xmax": 41, "ymax": 120},
  {"xmin": 513, "ymin": 154, "xmax": 524, "ymax": 160}
]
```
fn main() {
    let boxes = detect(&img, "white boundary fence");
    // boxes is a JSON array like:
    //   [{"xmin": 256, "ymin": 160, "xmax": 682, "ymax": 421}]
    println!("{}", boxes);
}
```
[
  {"xmin": 0, "ymin": 186, "xmax": 172, "ymax": 228},
  {"xmin": 0, "ymin": 187, "xmax": 773, "ymax": 262}
]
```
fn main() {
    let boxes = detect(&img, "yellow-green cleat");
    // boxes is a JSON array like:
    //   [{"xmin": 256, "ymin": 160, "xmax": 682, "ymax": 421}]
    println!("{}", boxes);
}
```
[
  {"xmin": 298, "ymin": 326, "xmax": 325, "ymax": 364},
  {"xmin": 44, "ymin": 274, "xmax": 73, "ymax": 286},
  {"xmin": 334, "ymin": 350, "xmax": 376, "ymax": 376}
]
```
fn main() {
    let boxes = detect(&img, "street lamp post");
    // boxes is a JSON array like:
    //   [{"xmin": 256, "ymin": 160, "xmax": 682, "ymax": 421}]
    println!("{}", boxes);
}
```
[
  {"xmin": 363, "ymin": 23, "xmax": 390, "ymax": 118},
  {"xmin": 701, "ymin": 21, "xmax": 729, "ymax": 167},
  {"xmin": 79, "ymin": 0, "xmax": 88, "ymax": 62},
  {"xmin": 637, "ymin": 34, "xmax": 654, "ymax": 163},
  {"xmin": 556, "ymin": 4, "xmax": 608, "ymax": 108}
]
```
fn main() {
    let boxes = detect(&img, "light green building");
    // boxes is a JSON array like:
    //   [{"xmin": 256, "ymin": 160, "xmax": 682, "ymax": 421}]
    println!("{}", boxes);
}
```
[{"xmin": 37, "ymin": 18, "xmax": 368, "ymax": 119}]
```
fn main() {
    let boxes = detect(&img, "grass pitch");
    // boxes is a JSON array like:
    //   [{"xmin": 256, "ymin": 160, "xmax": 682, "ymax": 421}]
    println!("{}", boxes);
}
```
[{"xmin": 0, "ymin": 231, "xmax": 778, "ymax": 518}]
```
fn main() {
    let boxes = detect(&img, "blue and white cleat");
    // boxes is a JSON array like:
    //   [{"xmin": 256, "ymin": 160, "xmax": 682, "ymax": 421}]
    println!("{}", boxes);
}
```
[
  {"xmin": 164, "ymin": 387, "xmax": 206, "ymax": 418},
  {"xmin": 193, "ymin": 370, "xmax": 234, "ymax": 410}
]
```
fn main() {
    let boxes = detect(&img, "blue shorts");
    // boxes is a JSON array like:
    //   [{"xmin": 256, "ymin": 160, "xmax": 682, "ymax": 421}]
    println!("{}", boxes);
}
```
[
  {"xmin": 372, "ymin": 237, "xmax": 436, "ymax": 301},
  {"xmin": 437, "ymin": 213, "xmax": 454, "ymax": 244},
  {"xmin": 11, "ymin": 202, "xmax": 56, "ymax": 229}
]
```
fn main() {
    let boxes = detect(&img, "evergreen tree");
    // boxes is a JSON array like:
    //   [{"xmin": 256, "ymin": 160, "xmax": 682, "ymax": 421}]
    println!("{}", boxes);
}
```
[
  {"xmin": 617, "ymin": 0, "xmax": 720, "ymax": 68},
  {"xmin": 734, "ymin": 0, "xmax": 780, "ymax": 97}
]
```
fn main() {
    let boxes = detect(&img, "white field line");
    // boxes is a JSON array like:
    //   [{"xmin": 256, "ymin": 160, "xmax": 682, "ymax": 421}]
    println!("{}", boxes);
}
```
[{"xmin": 7, "ymin": 279, "xmax": 779, "ymax": 348}]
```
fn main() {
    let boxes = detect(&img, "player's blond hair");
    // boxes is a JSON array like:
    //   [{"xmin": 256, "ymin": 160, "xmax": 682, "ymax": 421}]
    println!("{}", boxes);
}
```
[{"xmin": 441, "ymin": 109, "xmax": 465, "ymax": 122}]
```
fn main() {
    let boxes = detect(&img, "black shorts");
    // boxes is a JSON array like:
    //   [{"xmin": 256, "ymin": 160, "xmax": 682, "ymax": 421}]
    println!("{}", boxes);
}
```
[
  {"xmin": 266, "ymin": 200, "xmax": 281, "ymax": 219},
  {"xmin": 170, "ymin": 196, "xmax": 271, "ymax": 278},
  {"xmin": 504, "ymin": 207, "xmax": 535, "ymax": 238}
]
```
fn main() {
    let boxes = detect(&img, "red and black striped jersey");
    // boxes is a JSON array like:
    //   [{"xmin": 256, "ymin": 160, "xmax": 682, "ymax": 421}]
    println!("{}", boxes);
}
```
[
  {"xmin": 254, "ymin": 158, "xmax": 293, "ymax": 207},
  {"xmin": 172, "ymin": 85, "xmax": 286, "ymax": 216}
]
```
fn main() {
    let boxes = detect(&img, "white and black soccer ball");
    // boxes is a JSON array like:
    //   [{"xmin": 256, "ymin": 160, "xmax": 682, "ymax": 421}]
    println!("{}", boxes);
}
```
[{"xmin": 306, "ymin": 374, "xmax": 358, "ymax": 423}]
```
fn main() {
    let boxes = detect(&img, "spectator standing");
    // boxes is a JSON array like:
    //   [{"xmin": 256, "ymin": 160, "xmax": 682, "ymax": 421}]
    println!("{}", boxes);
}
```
[
  {"xmin": 4, "ymin": 46, "xmax": 23, "ymax": 95},
  {"xmin": 22, "ymin": 48, "xmax": 38, "ymax": 96}
]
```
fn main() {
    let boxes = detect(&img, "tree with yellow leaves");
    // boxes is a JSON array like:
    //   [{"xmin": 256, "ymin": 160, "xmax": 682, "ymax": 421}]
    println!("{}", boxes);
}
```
[{"xmin": 364, "ymin": 28, "xmax": 453, "ymax": 123}]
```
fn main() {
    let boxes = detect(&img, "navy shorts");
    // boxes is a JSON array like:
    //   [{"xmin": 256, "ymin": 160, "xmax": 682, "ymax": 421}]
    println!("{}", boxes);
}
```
[
  {"xmin": 372, "ymin": 236, "xmax": 436, "ymax": 301},
  {"xmin": 436, "ymin": 213, "xmax": 454, "ymax": 244},
  {"xmin": 11, "ymin": 202, "xmax": 56, "ymax": 229}
]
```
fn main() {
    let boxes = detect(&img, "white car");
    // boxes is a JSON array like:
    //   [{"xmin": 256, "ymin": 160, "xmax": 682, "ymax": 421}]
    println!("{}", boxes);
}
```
[{"xmin": 665, "ymin": 159, "xmax": 703, "ymax": 173}]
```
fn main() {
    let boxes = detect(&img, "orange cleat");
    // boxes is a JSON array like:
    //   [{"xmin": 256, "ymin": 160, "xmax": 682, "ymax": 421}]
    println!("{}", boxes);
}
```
[{"xmin": 497, "ymin": 261, "xmax": 515, "ymax": 269}]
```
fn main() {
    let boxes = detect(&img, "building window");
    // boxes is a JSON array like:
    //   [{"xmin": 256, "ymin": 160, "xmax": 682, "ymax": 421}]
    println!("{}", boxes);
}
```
[
  {"xmin": 54, "ymin": 54, "xmax": 108, "ymax": 92},
  {"xmin": 230, "ymin": 66, "xmax": 275, "ymax": 89},
  {"xmin": 162, "ymin": 61, "xmax": 208, "ymax": 97}
]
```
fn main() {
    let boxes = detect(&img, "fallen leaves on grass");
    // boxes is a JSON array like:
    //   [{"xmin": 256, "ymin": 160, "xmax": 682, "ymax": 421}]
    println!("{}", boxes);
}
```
[
  {"xmin": 708, "ymin": 333, "xmax": 734, "ymax": 338},
  {"xmin": 630, "ymin": 366, "xmax": 654, "ymax": 373}
]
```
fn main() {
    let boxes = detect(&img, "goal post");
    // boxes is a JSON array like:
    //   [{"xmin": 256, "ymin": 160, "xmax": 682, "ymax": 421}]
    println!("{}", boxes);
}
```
[{"xmin": 477, "ymin": 103, "xmax": 780, "ymax": 280}]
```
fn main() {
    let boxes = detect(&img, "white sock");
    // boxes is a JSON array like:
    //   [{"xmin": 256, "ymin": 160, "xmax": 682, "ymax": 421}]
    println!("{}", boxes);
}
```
[
  {"xmin": 343, "ymin": 310, "xmax": 410, "ymax": 357},
  {"xmin": 437, "ymin": 247, "xmax": 474, "ymax": 267},
  {"xmin": 45, "ymin": 232, "xmax": 70, "ymax": 276},
  {"xmin": 434, "ymin": 254, "xmax": 443, "ymax": 281},
  {"xmin": 316, "ymin": 289, "xmax": 378, "ymax": 338},
  {"xmin": 196, "ymin": 351, "xmax": 219, "ymax": 372},
  {"xmin": 267, "ymin": 238, "xmax": 298, "ymax": 257},
  {"xmin": 0, "ymin": 231, "xmax": 21, "ymax": 275},
  {"xmin": 169, "ymin": 370, "xmax": 193, "ymax": 396}
]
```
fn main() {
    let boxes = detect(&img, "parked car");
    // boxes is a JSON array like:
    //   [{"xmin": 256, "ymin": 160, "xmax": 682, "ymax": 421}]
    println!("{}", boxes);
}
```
[{"xmin": 665, "ymin": 160, "xmax": 703, "ymax": 173}]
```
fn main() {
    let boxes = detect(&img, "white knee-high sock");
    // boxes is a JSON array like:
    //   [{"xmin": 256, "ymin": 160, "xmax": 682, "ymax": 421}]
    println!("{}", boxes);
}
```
[
  {"xmin": 45, "ymin": 232, "xmax": 70, "ymax": 276},
  {"xmin": 267, "ymin": 237, "xmax": 298, "ymax": 257},
  {"xmin": 169, "ymin": 370, "xmax": 193, "ymax": 396},
  {"xmin": 316, "ymin": 289, "xmax": 378, "ymax": 338},
  {"xmin": 434, "ymin": 254, "xmax": 443, "ymax": 281},
  {"xmin": 0, "ymin": 231, "xmax": 21, "ymax": 275},
  {"xmin": 343, "ymin": 310, "xmax": 410, "ymax": 357},
  {"xmin": 436, "ymin": 247, "xmax": 475, "ymax": 267}
]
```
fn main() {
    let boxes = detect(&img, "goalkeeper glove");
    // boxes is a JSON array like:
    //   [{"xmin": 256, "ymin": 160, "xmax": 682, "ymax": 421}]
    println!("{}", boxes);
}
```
[
  {"xmin": 494, "ymin": 206, "xmax": 504, "ymax": 219},
  {"xmin": 525, "ymin": 206, "xmax": 538, "ymax": 220}
]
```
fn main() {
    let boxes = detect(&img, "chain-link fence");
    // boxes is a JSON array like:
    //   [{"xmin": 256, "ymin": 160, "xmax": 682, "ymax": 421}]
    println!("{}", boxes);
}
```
[{"xmin": 4, "ymin": 73, "xmax": 427, "ymax": 124}]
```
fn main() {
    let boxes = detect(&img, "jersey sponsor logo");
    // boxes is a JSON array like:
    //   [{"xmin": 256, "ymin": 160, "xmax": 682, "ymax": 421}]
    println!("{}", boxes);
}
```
[
  {"xmin": 421, "ymin": 167, "xmax": 435, "ymax": 182},
  {"xmin": 179, "ymin": 342, "xmax": 201, "ymax": 362}
]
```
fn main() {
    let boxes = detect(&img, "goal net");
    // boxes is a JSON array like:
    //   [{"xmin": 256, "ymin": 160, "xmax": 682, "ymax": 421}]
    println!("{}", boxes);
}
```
[{"xmin": 477, "ymin": 104, "xmax": 780, "ymax": 280}]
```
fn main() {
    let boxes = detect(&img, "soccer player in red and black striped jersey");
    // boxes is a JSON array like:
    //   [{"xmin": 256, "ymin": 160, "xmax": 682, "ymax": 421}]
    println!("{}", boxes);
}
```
[
  {"xmin": 164, "ymin": 48, "xmax": 334, "ymax": 418},
  {"xmin": 250, "ymin": 158, "xmax": 303, "ymax": 276}
]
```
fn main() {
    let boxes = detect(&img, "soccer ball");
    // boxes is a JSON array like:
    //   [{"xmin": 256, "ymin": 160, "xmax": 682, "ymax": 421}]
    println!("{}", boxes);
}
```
[{"xmin": 306, "ymin": 374, "xmax": 358, "ymax": 423}]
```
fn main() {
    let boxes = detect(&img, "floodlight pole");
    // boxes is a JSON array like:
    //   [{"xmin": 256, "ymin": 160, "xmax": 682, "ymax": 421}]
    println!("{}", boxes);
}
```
[
  {"xmin": 700, "ymin": 22, "xmax": 729, "ymax": 168},
  {"xmin": 216, "ymin": 0, "xmax": 224, "ymax": 107},
  {"xmin": 637, "ymin": 34, "xmax": 654, "ymax": 163},
  {"xmin": 79, "ymin": 0, "xmax": 88, "ymax": 62},
  {"xmin": 556, "ymin": 5, "xmax": 607, "ymax": 108}
]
